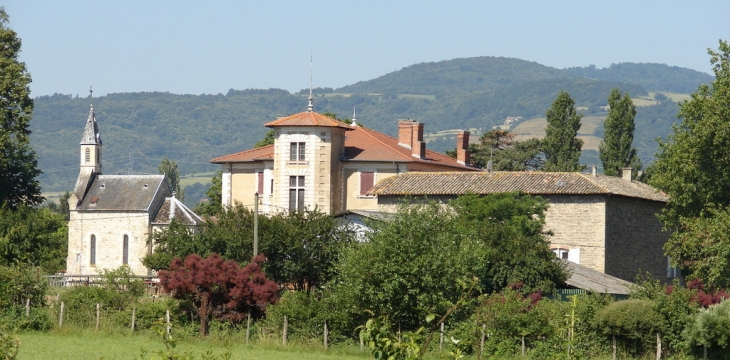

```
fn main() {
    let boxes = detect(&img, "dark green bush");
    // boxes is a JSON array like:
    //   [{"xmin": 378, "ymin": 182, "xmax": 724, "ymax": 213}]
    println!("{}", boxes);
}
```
[{"xmin": 594, "ymin": 299, "xmax": 664, "ymax": 357}]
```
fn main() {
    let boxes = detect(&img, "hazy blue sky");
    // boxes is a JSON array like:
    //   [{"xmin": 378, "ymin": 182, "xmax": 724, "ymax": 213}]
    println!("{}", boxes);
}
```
[{"xmin": 5, "ymin": 1, "xmax": 729, "ymax": 97}]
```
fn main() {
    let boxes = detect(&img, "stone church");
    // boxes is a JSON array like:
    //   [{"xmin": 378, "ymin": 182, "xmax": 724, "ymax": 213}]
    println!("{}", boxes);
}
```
[{"xmin": 66, "ymin": 102, "xmax": 203, "ymax": 276}]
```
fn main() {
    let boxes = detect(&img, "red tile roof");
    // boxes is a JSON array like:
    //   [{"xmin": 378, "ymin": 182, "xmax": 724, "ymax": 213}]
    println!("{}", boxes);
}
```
[
  {"xmin": 264, "ymin": 111, "xmax": 354, "ymax": 129},
  {"xmin": 344, "ymin": 126, "xmax": 475, "ymax": 170},
  {"xmin": 210, "ymin": 144, "xmax": 274, "ymax": 163},
  {"xmin": 210, "ymin": 123, "xmax": 475, "ymax": 171}
]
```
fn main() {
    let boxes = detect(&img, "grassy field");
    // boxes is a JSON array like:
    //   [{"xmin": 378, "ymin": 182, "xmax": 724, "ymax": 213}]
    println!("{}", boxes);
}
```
[{"xmin": 17, "ymin": 331, "xmax": 373, "ymax": 360}]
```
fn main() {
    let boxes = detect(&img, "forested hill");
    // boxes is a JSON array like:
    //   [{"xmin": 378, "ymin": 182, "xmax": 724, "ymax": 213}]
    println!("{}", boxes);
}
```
[
  {"xmin": 31, "ymin": 57, "xmax": 712, "ymax": 192},
  {"xmin": 564, "ymin": 63, "xmax": 714, "ymax": 93}
]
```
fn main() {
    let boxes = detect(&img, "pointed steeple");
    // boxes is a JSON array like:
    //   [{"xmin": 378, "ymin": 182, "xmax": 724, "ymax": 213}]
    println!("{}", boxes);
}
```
[
  {"xmin": 351, "ymin": 106, "xmax": 358, "ymax": 127},
  {"xmin": 81, "ymin": 86, "xmax": 102, "ymax": 145},
  {"xmin": 307, "ymin": 55, "xmax": 314, "ymax": 112}
]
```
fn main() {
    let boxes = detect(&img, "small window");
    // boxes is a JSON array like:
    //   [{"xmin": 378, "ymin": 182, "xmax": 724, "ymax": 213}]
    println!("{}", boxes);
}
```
[
  {"xmin": 270, "ymin": 179, "xmax": 274, "ymax": 194},
  {"xmin": 360, "ymin": 172, "xmax": 375, "ymax": 195},
  {"xmin": 90, "ymin": 235, "xmax": 96, "ymax": 265},
  {"xmin": 122, "ymin": 235, "xmax": 129, "ymax": 265},
  {"xmin": 290, "ymin": 142, "xmax": 306, "ymax": 161},
  {"xmin": 96, "ymin": 148, "xmax": 100, "ymax": 164},
  {"xmin": 553, "ymin": 248, "xmax": 569, "ymax": 260},
  {"xmin": 85, "ymin": 147, "xmax": 90, "ymax": 163}
]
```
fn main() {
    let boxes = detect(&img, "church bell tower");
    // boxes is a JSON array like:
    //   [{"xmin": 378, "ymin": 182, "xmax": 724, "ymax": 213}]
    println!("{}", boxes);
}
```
[{"xmin": 72, "ymin": 88, "xmax": 102, "ymax": 206}]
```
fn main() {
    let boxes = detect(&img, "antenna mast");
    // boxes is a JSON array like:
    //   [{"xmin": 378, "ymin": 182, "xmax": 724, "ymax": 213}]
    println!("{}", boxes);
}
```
[{"xmin": 307, "ymin": 54, "xmax": 314, "ymax": 112}]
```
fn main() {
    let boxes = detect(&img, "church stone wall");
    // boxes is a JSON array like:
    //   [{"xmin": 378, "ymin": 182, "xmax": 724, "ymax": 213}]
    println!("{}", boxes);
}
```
[{"xmin": 67, "ymin": 211, "xmax": 151, "ymax": 276}]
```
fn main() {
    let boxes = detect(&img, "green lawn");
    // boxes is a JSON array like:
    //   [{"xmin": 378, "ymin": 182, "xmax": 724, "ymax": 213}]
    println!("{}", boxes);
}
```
[{"xmin": 17, "ymin": 331, "xmax": 372, "ymax": 360}]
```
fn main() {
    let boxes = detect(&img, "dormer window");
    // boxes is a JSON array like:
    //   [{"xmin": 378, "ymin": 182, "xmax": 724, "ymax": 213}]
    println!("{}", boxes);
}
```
[{"xmin": 290, "ymin": 142, "xmax": 306, "ymax": 161}]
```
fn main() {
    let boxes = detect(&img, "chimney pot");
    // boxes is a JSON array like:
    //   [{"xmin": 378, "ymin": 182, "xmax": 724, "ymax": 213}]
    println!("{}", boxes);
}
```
[
  {"xmin": 592, "ymin": 165, "xmax": 597, "ymax": 176},
  {"xmin": 622, "ymin": 167, "xmax": 633, "ymax": 181}
]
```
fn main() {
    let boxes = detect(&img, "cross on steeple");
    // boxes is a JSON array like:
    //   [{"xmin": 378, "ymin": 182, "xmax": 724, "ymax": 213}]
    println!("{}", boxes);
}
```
[{"xmin": 307, "ymin": 55, "xmax": 314, "ymax": 112}]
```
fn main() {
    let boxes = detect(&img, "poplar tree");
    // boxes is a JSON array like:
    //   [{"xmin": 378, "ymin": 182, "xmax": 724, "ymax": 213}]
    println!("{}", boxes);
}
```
[
  {"xmin": 0, "ymin": 8, "xmax": 43, "ymax": 208},
  {"xmin": 158, "ymin": 157, "xmax": 184, "ymax": 201},
  {"xmin": 599, "ymin": 89, "xmax": 642, "ymax": 177},
  {"xmin": 543, "ymin": 91, "xmax": 584, "ymax": 172}
]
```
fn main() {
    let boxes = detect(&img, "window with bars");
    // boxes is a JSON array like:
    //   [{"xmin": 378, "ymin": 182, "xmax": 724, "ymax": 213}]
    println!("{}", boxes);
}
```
[
  {"xmin": 122, "ymin": 235, "xmax": 129, "ymax": 265},
  {"xmin": 290, "ymin": 142, "xmax": 306, "ymax": 161},
  {"xmin": 90, "ymin": 235, "xmax": 96, "ymax": 265},
  {"xmin": 289, "ymin": 176, "xmax": 305, "ymax": 211}
]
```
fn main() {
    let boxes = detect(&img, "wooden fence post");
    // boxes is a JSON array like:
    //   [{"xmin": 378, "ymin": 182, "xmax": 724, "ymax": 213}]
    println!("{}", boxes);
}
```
[
  {"xmin": 25, "ymin": 298, "xmax": 30, "ymax": 317},
  {"xmin": 131, "ymin": 307, "xmax": 136, "ymax": 332},
  {"xmin": 282, "ymin": 316, "xmax": 288, "ymax": 346},
  {"xmin": 324, "ymin": 321, "xmax": 328, "ymax": 350},
  {"xmin": 95, "ymin": 303, "xmax": 100, "ymax": 331},
  {"xmin": 439, "ymin": 322, "xmax": 444, "ymax": 352},
  {"xmin": 59, "ymin": 301, "xmax": 64, "ymax": 328},
  {"xmin": 479, "ymin": 324, "xmax": 485, "ymax": 360},
  {"xmin": 166, "ymin": 309, "xmax": 171, "ymax": 335},
  {"xmin": 245, "ymin": 313, "xmax": 251, "ymax": 345}
]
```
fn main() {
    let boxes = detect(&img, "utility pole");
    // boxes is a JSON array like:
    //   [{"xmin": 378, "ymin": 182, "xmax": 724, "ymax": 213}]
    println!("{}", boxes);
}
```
[{"xmin": 253, "ymin": 192, "xmax": 259, "ymax": 259}]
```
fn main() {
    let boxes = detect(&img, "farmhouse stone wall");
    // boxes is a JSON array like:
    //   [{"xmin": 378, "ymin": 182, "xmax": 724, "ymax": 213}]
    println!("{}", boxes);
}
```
[
  {"xmin": 604, "ymin": 196, "xmax": 669, "ymax": 282},
  {"xmin": 542, "ymin": 195, "xmax": 607, "ymax": 273},
  {"xmin": 67, "ymin": 211, "xmax": 151, "ymax": 276}
]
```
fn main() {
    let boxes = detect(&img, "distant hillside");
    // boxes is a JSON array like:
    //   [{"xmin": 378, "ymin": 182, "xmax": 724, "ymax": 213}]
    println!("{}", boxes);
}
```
[
  {"xmin": 564, "ymin": 63, "xmax": 713, "ymax": 93},
  {"xmin": 336, "ymin": 57, "xmax": 569, "ymax": 96},
  {"xmin": 31, "ymin": 56, "xmax": 701, "ymax": 193}
]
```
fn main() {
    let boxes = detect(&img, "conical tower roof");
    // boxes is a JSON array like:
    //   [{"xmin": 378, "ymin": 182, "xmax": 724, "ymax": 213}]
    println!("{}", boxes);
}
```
[{"xmin": 80, "ymin": 104, "xmax": 102, "ymax": 145}]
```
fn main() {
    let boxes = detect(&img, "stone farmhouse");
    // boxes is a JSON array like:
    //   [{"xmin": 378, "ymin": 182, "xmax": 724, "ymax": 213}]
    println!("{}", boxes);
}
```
[
  {"xmin": 66, "ymin": 103, "xmax": 203, "ymax": 276},
  {"xmin": 210, "ymin": 102, "xmax": 477, "ymax": 215},
  {"xmin": 368, "ymin": 169, "xmax": 672, "ymax": 283}
]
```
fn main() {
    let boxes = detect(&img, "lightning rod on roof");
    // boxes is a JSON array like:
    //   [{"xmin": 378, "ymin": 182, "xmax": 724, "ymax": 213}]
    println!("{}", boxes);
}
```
[{"xmin": 307, "ymin": 54, "xmax": 314, "ymax": 112}]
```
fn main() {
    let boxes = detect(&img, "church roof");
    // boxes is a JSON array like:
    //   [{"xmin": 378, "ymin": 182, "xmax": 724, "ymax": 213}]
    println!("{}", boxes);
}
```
[
  {"xmin": 264, "ymin": 111, "xmax": 353, "ymax": 129},
  {"xmin": 368, "ymin": 171, "xmax": 668, "ymax": 202},
  {"xmin": 152, "ymin": 195, "xmax": 204, "ymax": 226},
  {"xmin": 77, "ymin": 175, "xmax": 169, "ymax": 211},
  {"xmin": 210, "ymin": 125, "xmax": 475, "ymax": 171},
  {"xmin": 80, "ymin": 104, "xmax": 102, "ymax": 145}
]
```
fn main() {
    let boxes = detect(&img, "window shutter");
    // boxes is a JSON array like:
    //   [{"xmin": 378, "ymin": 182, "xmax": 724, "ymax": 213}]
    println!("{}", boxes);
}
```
[
  {"xmin": 360, "ymin": 172, "xmax": 374, "ymax": 195},
  {"xmin": 567, "ymin": 248, "xmax": 581, "ymax": 264},
  {"xmin": 257, "ymin": 172, "xmax": 264, "ymax": 195}
]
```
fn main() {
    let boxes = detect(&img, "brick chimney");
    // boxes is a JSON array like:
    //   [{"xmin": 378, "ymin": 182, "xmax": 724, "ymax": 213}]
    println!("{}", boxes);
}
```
[
  {"xmin": 398, "ymin": 120, "xmax": 414, "ymax": 149},
  {"xmin": 456, "ymin": 130, "xmax": 470, "ymax": 165},
  {"xmin": 622, "ymin": 167, "xmax": 633, "ymax": 181},
  {"xmin": 411, "ymin": 122, "xmax": 425, "ymax": 158}
]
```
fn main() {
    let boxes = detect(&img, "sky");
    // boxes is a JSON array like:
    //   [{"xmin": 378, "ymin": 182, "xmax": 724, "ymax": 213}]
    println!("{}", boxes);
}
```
[{"xmin": 4, "ymin": 1, "xmax": 729, "ymax": 97}]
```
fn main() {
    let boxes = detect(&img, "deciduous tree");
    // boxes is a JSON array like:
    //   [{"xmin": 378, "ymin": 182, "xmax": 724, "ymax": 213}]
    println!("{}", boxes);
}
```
[
  {"xmin": 543, "ymin": 91, "xmax": 584, "ymax": 172},
  {"xmin": 599, "ymin": 88, "xmax": 642, "ymax": 177},
  {"xmin": 159, "ymin": 253, "xmax": 278, "ymax": 336},
  {"xmin": 650, "ymin": 41, "xmax": 730, "ymax": 284},
  {"xmin": 0, "ymin": 8, "xmax": 42, "ymax": 208}
]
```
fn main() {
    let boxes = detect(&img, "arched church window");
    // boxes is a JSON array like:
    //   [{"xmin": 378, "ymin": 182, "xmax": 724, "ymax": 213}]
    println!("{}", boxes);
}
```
[
  {"xmin": 85, "ymin": 148, "xmax": 90, "ymax": 163},
  {"xmin": 90, "ymin": 235, "xmax": 96, "ymax": 265},
  {"xmin": 122, "ymin": 235, "xmax": 129, "ymax": 265}
]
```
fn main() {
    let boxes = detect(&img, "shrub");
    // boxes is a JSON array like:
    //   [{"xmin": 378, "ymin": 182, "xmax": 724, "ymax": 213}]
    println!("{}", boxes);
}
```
[
  {"xmin": 594, "ymin": 299, "xmax": 664, "ymax": 357},
  {"xmin": 685, "ymin": 299, "xmax": 730, "ymax": 359}
]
